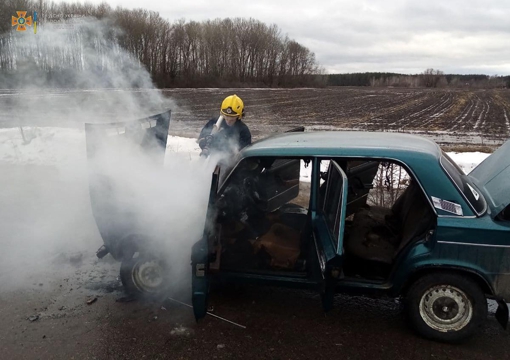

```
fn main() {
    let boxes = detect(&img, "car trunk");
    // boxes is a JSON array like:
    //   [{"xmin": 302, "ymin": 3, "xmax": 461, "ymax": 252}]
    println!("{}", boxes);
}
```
[{"xmin": 469, "ymin": 138, "xmax": 510, "ymax": 219}]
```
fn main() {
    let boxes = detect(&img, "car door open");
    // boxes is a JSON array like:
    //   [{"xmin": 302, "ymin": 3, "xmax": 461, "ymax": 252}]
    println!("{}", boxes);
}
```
[
  {"xmin": 312, "ymin": 160, "xmax": 348, "ymax": 308},
  {"xmin": 192, "ymin": 167, "xmax": 220, "ymax": 321}
]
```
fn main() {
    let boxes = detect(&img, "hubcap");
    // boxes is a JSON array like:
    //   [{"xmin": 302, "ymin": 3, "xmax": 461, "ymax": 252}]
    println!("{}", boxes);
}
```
[
  {"xmin": 132, "ymin": 260, "xmax": 164, "ymax": 293},
  {"xmin": 419, "ymin": 285, "xmax": 473, "ymax": 332}
]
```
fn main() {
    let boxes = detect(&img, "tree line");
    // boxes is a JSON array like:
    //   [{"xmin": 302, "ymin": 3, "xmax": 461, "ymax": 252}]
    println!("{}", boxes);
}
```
[
  {"xmin": 0, "ymin": 0, "xmax": 322, "ymax": 88},
  {"xmin": 326, "ymin": 69, "xmax": 510, "ymax": 88},
  {"xmin": 1, "ymin": 1, "xmax": 508, "ymax": 89}
]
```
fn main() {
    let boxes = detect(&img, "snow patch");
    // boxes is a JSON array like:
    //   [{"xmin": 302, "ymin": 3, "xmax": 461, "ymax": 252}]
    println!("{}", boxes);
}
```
[
  {"xmin": 0, "ymin": 126, "xmax": 492, "ymax": 178},
  {"xmin": 446, "ymin": 151, "xmax": 490, "ymax": 174},
  {"xmin": 0, "ymin": 127, "xmax": 202, "ymax": 166}
]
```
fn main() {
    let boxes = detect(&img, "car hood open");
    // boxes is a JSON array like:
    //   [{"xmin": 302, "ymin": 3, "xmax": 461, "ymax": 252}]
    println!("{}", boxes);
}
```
[
  {"xmin": 470, "ymin": 138, "xmax": 510, "ymax": 219},
  {"xmin": 85, "ymin": 110, "xmax": 171, "ymax": 259}
]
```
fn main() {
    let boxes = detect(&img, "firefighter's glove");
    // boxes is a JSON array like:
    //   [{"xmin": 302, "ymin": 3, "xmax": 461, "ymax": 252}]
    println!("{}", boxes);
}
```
[
  {"xmin": 199, "ymin": 135, "xmax": 214, "ymax": 149},
  {"xmin": 200, "ymin": 147, "xmax": 210, "ymax": 157}
]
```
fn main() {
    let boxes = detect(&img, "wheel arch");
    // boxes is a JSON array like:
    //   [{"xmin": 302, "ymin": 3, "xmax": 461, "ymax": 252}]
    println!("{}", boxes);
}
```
[
  {"xmin": 109, "ymin": 233, "xmax": 149, "ymax": 261},
  {"xmin": 398, "ymin": 266, "xmax": 495, "ymax": 298}
]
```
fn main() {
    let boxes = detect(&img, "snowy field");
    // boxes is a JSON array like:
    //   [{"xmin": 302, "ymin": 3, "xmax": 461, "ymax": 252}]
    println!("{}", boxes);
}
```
[{"xmin": 0, "ymin": 126, "xmax": 492, "ymax": 177}]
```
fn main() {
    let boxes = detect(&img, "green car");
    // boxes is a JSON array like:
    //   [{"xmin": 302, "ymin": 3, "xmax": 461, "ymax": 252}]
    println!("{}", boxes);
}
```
[
  {"xmin": 191, "ymin": 130, "xmax": 510, "ymax": 343},
  {"xmin": 86, "ymin": 113, "xmax": 510, "ymax": 343}
]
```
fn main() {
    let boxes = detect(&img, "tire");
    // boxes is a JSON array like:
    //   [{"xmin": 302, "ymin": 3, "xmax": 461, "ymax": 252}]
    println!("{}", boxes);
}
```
[
  {"xmin": 404, "ymin": 273, "xmax": 487, "ymax": 343},
  {"xmin": 120, "ymin": 254, "xmax": 170, "ymax": 299}
]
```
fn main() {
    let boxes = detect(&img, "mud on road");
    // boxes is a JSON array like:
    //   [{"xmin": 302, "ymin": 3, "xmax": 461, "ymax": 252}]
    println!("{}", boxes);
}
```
[{"xmin": 1, "ymin": 262, "xmax": 510, "ymax": 360}]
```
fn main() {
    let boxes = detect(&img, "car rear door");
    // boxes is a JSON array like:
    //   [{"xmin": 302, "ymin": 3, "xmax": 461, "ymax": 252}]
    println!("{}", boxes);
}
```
[{"xmin": 311, "ymin": 160, "xmax": 348, "ymax": 309}]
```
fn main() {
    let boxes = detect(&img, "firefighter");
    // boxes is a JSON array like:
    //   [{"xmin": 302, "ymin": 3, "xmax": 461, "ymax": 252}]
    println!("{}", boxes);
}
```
[{"xmin": 198, "ymin": 94, "xmax": 252, "ymax": 156}]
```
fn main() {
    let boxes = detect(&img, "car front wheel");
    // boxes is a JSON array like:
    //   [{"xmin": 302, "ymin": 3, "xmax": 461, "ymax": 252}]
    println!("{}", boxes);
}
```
[
  {"xmin": 405, "ymin": 273, "xmax": 487, "ymax": 342},
  {"xmin": 120, "ymin": 254, "xmax": 170, "ymax": 299}
]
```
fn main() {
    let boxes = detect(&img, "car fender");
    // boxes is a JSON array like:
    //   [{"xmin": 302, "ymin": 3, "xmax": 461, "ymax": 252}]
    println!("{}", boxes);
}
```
[{"xmin": 392, "ymin": 261, "xmax": 495, "ymax": 298}]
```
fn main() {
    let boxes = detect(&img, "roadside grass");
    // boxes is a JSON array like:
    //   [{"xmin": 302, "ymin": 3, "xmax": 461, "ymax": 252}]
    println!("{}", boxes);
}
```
[{"xmin": 441, "ymin": 144, "xmax": 495, "ymax": 153}]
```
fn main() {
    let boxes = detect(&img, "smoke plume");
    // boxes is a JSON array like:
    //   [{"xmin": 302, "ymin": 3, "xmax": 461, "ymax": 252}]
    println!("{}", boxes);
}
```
[{"xmin": 0, "ymin": 18, "xmax": 214, "ymax": 295}]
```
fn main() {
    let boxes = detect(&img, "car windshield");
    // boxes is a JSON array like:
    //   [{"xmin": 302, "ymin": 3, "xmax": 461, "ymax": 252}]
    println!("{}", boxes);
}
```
[{"xmin": 440, "ymin": 151, "xmax": 486, "ymax": 215}]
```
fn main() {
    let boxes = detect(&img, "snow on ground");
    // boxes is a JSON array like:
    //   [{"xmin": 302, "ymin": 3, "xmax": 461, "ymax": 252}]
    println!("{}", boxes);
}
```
[
  {"xmin": 0, "ymin": 126, "xmax": 492, "ymax": 178},
  {"xmin": 447, "ymin": 151, "xmax": 491, "ymax": 174},
  {"xmin": 0, "ymin": 127, "xmax": 85, "ymax": 166},
  {"xmin": 164, "ymin": 135, "xmax": 202, "ymax": 162},
  {"xmin": 0, "ymin": 127, "xmax": 202, "ymax": 167}
]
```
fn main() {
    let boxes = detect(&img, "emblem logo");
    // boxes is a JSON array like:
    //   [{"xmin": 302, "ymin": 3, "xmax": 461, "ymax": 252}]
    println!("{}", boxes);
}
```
[{"xmin": 12, "ymin": 11, "xmax": 33, "ymax": 32}]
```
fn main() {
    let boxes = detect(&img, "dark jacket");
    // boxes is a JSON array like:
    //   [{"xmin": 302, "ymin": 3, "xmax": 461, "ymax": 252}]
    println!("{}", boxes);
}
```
[{"xmin": 198, "ymin": 117, "xmax": 252, "ymax": 153}]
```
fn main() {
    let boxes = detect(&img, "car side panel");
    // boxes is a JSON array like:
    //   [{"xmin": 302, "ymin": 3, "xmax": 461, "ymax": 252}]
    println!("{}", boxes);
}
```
[
  {"xmin": 391, "ymin": 216, "xmax": 510, "ymax": 300},
  {"xmin": 390, "ymin": 243, "xmax": 496, "ymax": 296}
]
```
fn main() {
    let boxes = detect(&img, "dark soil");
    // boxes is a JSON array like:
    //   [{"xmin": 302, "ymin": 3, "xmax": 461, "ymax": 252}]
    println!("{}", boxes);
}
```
[
  {"xmin": 2, "ymin": 87, "xmax": 510, "ymax": 150},
  {"xmin": 162, "ymin": 87, "xmax": 510, "ymax": 149}
]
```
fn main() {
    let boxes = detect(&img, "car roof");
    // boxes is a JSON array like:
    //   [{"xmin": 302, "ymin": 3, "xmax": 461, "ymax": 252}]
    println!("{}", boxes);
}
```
[{"xmin": 241, "ymin": 131, "xmax": 442, "ymax": 159}]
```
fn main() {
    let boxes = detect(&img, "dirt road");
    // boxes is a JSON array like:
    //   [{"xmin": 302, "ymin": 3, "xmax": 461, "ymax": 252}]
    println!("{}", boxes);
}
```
[
  {"xmin": 1, "ymin": 265, "xmax": 509, "ymax": 360},
  {"xmin": 0, "ymin": 163, "xmax": 509, "ymax": 360}
]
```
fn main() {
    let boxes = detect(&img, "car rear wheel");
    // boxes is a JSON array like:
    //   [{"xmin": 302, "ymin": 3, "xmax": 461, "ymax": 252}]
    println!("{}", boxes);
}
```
[
  {"xmin": 120, "ymin": 254, "xmax": 170, "ymax": 299},
  {"xmin": 405, "ymin": 273, "xmax": 487, "ymax": 343}
]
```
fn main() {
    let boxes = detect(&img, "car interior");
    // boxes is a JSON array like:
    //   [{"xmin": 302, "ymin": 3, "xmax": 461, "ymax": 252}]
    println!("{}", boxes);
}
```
[
  {"xmin": 212, "ymin": 156, "xmax": 437, "ymax": 282},
  {"xmin": 341, "ymin": 161, "xmax": 436, "ymax": 279}
]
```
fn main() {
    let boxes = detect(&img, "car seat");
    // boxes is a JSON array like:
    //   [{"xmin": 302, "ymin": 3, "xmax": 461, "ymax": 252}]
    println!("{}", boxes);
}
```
[{"xmin": 345, "ymin": 181, "xmax": 435, "ymax": 264}]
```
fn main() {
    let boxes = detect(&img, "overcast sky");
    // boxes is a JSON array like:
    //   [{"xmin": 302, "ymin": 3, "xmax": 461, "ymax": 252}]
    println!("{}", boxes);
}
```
[{"xmin": 55, "ymin": 0, "xmax": 510, "ymax": 75}]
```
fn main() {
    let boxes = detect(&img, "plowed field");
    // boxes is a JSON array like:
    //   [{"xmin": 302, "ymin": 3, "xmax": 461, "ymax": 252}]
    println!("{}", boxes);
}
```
[
  {"xmin": 166, "ymin": 87, "xmax": 510, "ymax": 148},
  {"xmin": 2, "ymin": 87, "xmax": 510, "ymax": 148}
]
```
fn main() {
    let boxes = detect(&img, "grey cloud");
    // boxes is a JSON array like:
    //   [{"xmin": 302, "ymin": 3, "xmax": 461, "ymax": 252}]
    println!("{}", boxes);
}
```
[
  {"xmin": 398, "ymin": 3, "xmax": 510, "ymax": 34},
  {"xmin": 53, "ymin": 0, "xmax": 510, "ymax": 74}
]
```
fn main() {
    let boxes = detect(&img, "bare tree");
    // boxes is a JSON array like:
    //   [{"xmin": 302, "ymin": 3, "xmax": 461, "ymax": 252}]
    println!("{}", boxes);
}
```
[
  {"xmin": 420, "ymin": 68, "xmax": 444, "ymax": 88},
  {"xmin": 0, "ymin": 1, "xmax": 321, "ymax": 88}
]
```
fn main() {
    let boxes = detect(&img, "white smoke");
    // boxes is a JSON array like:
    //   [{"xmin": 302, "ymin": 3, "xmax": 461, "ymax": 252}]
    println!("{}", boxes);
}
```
[
  {"xmin": 1, "ymin": 17, "xmax": 167, "ymax": 125},
  {"xmin": 0, "ymin": 18, "xmax": 216, "ymax": 296}
]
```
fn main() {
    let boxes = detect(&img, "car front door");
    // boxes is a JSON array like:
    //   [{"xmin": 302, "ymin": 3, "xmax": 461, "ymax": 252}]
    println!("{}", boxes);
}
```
[
  {"xmin": 311, "ymin": 160, "xmax": 348, "ymax": 310},
  {"xmin": 191, "ymin": 158, "xmax": 348, "ymax": 320},
  {"xmin": 191, "ymin": 167, "xmax": 220, "ymax": 321}
]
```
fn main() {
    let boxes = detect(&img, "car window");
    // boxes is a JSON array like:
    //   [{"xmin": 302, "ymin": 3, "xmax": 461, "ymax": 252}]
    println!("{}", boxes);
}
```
[
  {"xmin": 441, "ymin": 152, "xmax": 486, "ymax": 215},
  {"xmin": 367, "ymin": 161, "xmax": 409, "ymax": 208}
]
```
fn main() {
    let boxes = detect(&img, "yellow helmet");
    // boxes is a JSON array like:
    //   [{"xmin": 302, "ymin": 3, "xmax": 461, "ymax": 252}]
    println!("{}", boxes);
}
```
[{"xmin": 220, "ymin": 94, "xmax": 244, "ymax": 118}]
